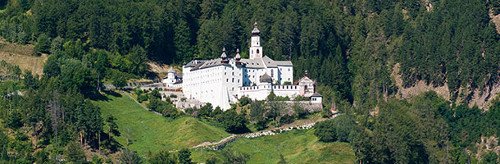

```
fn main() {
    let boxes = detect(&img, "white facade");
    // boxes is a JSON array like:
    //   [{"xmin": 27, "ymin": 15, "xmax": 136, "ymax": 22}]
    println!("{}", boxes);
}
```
[
  {"xmin": 162, "ymin": 67, "xmax": 181, "ymax": 88},
  {"xmin": 169, "ymin": 23, "xmax": 321, "ymax": 110}
]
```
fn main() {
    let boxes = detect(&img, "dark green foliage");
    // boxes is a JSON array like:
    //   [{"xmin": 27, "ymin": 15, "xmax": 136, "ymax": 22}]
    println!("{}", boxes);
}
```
[
  {"xmin": 50, "ymin": 36, "xmax": 64, "ymax": 53},
  {"xmin": 249, "ymin": 101, "xmax": 265, "ymax": 122},
  {"xmin": 34, "ymin": 149, "xmax": 49, "ymax": 164},
  {"xmin": 6, "ymin": 110, "xmax": 23, "ymax": 129},
  {"xmin": 22, "ymin": 71, "xmax": 38, "ymax": 90},
  {"xmin": 314, "ymin": 115, "xmax": 357, "ymax": 142},
  {"xmin": 349, "ymin": 93, "xmax": 500, "ymax": 163},
  {"xmin": 35, "ymin": 33, "xmax": 51, "ymax": 54},
  {"xmin": 149, "ymin": 150, "xmax": 176, "ymax": 164},
  {"xmin": 125, "ymin": 46, "xmax": 148, "ymax": 75},
  {"xmin": 106, "ymin": 115, "xmax": 119, "ymax": 136},
  {"xmin": 217, "ymin": 110, "xmax": 248, "ymax": 133},
  {"xmin": 481, "ymin": 151, "xmax": 498, "ymax": 164},
  {"xmin": 0, "ymin": 0, "xmax": 498, "ymax": 163},
  {"xmin": 292, "ymin": 103, "xmax": 307, "ymax": 119},
  {"xmin": 64, "ymin": 142, "xmax": 86, "ymax": 163},
  {"xmin": 267, "ymin": 91, "xmax": 276, "ymax": 101},
  {"xmin": 107, "ymin": 69, "xmax": 129, "ymax": 88},
  {"xmin": 42, "ymin": 55, "xmax": 60, "ymax": 78},
  {"xmin": 314, "ymin": 120, "xmax": 337, "ymax": 142},
  {"xmin": 0, "ymin": 130, "xmax": 8, "ymax": 160},
  {"xmin": 239, "ymin": 96, "xmax": 252, "ymax": 106},
  {"xmin": 178, "ymin": 148, "xmax": 192, "ymax": 164},
  {"xmin": 222, "ymin": 150, "xmax": 249, "ymax": 164},
  {"xmin": 198, "ymin": 103, "xmax": 213, "ymax": 118},
  {"xmin": 206, "ymin": 157, "xmax": 218, "ymax": 164},
  {"xmin": 120, "ymin": 149, "xmax": 142, "ymax": 164},
  {"xmin": 148, "ymin": 98, "xmax": 179, "ymax": 119}
]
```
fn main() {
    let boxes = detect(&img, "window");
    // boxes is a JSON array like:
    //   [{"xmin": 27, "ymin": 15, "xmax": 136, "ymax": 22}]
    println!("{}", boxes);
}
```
[{"xmin": 256, "ymin": 49, "xmax": 259, "ymax": 54}]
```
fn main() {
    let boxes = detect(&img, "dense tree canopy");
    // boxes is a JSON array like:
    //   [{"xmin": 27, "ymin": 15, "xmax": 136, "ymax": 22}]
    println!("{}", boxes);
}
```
[{"xmin": 0, "ymin": 0, "xmax": 499, "ymax": 163}]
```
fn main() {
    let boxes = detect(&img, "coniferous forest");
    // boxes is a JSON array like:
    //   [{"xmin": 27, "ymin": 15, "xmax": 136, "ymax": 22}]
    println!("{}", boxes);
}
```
[{"xmin": 0, "ymin": 0, "xmax": 499, "ymax": 163}]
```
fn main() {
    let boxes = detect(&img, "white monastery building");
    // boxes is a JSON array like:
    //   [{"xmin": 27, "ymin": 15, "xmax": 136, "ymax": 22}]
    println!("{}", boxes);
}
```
[{"xmin": 163, "ymin": 23, "xmax": 322, "ymax": 110}]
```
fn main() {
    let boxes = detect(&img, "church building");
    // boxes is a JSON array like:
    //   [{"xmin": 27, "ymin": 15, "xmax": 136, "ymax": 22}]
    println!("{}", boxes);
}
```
[{"xmin": 167, "ymin": 22, "xmax": 321, "ymax": 110}]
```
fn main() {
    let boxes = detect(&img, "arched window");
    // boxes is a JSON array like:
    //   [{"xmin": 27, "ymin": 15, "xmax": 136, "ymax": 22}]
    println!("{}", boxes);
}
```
[{"xmin": 256, "ymin": 49, "xmax": 260, "ymax": 54}]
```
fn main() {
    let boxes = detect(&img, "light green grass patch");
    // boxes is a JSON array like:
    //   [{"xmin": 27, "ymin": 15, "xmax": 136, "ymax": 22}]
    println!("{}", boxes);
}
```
[
  {"xmin": 192, "ymin": 129, "xmax": 356, "ymax": 164},
  {"xmin": 92, "ymin": 92, "xmax": 229, "ymax": 156}
]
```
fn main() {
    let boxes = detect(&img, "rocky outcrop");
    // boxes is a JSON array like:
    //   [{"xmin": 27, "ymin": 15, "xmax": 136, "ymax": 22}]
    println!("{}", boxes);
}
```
[{"xmin": 391, "ymin": 63, "xmax": 499, "ymax": 110}]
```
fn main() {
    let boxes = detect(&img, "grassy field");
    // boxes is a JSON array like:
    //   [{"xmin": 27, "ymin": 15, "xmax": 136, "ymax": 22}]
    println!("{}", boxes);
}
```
[
  {"xmin": 192, "ymin": 129, "xmax": 356, "ymax": 164},
  {"xmin": 92, "ymin": 92, "xmax": 229, "ymax": 156},
  {"xmin": 0, "ymin": 38, "xmax": 47, "ymax": 76}
]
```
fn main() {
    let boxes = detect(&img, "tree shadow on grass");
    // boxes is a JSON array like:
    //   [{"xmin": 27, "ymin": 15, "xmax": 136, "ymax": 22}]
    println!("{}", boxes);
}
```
[
  {"xmin": 87, "ymin": 90, "xmax": 121, "ymax": 101},
  {"xmin": 103, "ymin": 90, "xmax": 122, "ymax": 98},
  {"xmin": 99, "ymin": 132, "xmax": 123, "ymax": 153}
]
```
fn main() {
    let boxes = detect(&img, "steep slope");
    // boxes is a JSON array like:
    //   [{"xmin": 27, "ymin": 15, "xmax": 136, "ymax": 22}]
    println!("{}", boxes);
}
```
[
  {"xmin": 392, "ymin": 63, "xmax": 499, "ymax": 110},
  {"xmin": 92, "ymin": 92, "xmax": 229, "ymax": 156}
]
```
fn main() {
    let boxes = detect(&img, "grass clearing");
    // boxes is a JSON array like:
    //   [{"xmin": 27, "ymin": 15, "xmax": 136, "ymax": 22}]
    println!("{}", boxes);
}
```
[
  {"xmin": 92, "ymin": 92, "xmax": 229, "ymax": 156},
  {"xmin": 0, "ymin": 39, "xmax": 47, "ymax": 75},
  {"xmin": 192, "ymin": 129, "xmax": 356, "ymax": 163}
]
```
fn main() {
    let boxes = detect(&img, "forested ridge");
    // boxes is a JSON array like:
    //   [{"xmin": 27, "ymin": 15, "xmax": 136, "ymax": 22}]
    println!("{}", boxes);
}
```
[{"xmin": 0, "ymin": 0, "xmax": 499, "ymax": 163}]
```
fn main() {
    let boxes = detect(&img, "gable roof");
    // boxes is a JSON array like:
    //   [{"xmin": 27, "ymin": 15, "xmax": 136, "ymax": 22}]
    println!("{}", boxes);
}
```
[
  {"xmin": 262, "ymin": 56, "xmax": 277, "ymax": 68},
  {"xmin": 311, "ymin": 93, "xmax": 322, "ymax": 97}
]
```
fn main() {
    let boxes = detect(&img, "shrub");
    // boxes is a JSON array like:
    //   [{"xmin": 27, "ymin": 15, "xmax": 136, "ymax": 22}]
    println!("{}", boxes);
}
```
[
  {"xmin": 149, "ymin": 150, "xmax": 175, "ymax": 164},
  {"xmin": 137, "ymin": 94, "xmax": 149, "ymax": 103},
  {"xmin": 218, "ymin": 110, "xmax": 248, "ymax": 133},
  {"xmin": 35, "ymin": 33, "xmax": 51, "ymax": 54},
  {"xmin": 314, "ymin": 120, "xmax": 337, "ymax": 142},
  {"xmin": 64, "ymin": 142, "xmax": 86, "ymax": 163},
  {"xmin": 239, "ymin": 96, "xmax": 252, "ymax": 106},
  {"xmin": 314, "ymin": 115, "xmax": 357, "ymax": 142},
  {"xmin": 178, "ymin": 148, "xmax": 192, "ymax": 164},
  {"xmin": 149, "ymin": 89, "xmax": 161, "ymax": 99},
  {"xmin": 162, "ymin": 104, "xmax": 179, "ymax": 118},
  {"xmin": 293, "ymin": 103, "xmax": 307, "ymax": 119}
]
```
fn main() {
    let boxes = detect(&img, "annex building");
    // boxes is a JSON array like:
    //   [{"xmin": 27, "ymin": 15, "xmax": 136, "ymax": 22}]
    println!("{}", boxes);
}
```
[{"xmin": 163, "ymin": 23, "xmax": 322, "ymax": 110}]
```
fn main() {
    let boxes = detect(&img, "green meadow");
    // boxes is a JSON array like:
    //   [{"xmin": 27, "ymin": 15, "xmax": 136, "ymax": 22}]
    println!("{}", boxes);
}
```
[
  {"xmin": 93, "ymin": 92, "xmax": 355, "ymax": 163},
  {"xmin": 192, "ymin": 129, "xmax": 355, "ymax": 163},
  {"xmin": 92, "ymin": 92, "xmax": 229, "ymax": 156}
]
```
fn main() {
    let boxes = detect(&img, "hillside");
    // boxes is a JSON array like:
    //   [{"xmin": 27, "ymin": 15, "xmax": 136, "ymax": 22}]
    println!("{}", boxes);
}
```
[
  {"xmin": 192, "ymin": 129, "xmax": 355, "ymax": 163},
  {"xmin": 392, "ymin": 63, "xmax": 500, "ymax": 110},
  {"xmin": 92, "ymin": 92, "xmax": 230, "ymax": 156},
  {"xmin": 0, "ymin": 38, "xmax": 46, "ymax": 75}
]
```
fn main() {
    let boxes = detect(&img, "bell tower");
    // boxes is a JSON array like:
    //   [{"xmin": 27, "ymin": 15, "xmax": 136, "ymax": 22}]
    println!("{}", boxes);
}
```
[{"xmin": 249, "ymin": 22, "xmax": 263, "ymax": 59}]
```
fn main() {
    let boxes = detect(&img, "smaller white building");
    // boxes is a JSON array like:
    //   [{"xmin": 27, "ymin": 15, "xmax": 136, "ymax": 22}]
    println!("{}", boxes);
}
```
[{"xmin": 162, "ymin": 67, "xmax": 182, "ymax": 88}]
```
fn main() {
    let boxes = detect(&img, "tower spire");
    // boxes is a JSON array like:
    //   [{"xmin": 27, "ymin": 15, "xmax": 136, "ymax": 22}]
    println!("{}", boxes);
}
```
[
  {"xmin": 249, "ymin": 22, "xmax": 263, "ymax": 59},
  {"xmin": 235, "ymin": 49, "xmax": 241, "ymax": 60},
  {"xmin": 251, "ymin": 22, "xmax": 260, "ymax": 35},
  {"xmin": 221, "ymin": 47, "xmax": 227, "ymax": 59}
]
